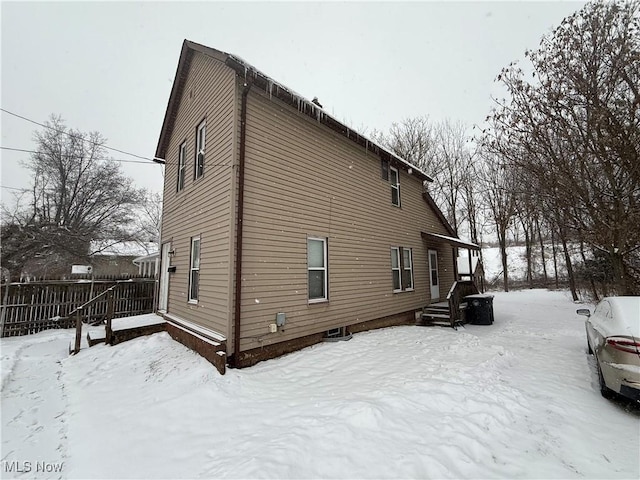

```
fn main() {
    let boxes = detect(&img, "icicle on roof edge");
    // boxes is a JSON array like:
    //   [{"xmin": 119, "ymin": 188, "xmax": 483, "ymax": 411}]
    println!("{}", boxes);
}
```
[{"xmin": 225, "ymin": 53, "xmax": 434, "ymax": 183}]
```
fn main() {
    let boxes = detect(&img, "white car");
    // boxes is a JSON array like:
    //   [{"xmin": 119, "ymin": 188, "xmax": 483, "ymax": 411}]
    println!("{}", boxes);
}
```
[{"xmin": 577, "ymin": 297, "xmax": 640, "ymax": 402}]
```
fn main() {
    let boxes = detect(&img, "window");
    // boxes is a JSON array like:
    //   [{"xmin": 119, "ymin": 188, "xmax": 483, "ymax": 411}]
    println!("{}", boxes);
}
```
[
  {"xmin": 308, "ymin": 237, "xmax": 328, "ymax": 302},
  {"xmin": 188, "ymin": 236, "xmax": 200, "ymax": 303},
  {"xmin": 403, "ymin": 248, "xmax": 414, "ymax": 290},
  {"xmin": 391, "ymin": 247, "xmax": 413, "ymax": 292},
  {"xmin": 195, "ymin": 120, "xmax": 206, "ymax": 179},
  {"xmin": 177, "ymin": 141, "xmax": 186, "ymax": 191},
  {"xmin": 391, "ymin": 247, "xmax": 401, "ymax": 291},
  {"xmin": 390, "ymin": 166, "xmax": 400, "ymax": 206},
  {"xmin": 381, "ymin": 159, "xmax": 389, "ymax": 181}
]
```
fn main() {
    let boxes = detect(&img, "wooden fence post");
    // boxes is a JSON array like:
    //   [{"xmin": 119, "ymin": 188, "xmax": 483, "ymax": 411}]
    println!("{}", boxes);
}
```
[
  {"xmin": 105, "ymin": 290, "xmax": 115, "ymax": 345},
  {"xmin": 0, "ymin": 280, "xmax": 10, "ymax": 338},
  {"xmin": 73, "ymin": 307, "xmax": 83, "ymax": 354}
]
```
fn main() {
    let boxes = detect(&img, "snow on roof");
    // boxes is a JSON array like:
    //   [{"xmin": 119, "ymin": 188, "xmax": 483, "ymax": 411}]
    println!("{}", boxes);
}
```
[
  {"xmin": 133, "ymin": 252, "xmax": 160, "ymax": 263},
  {"xmin": 90, "ymin": 241, "xmax": 158, "ymax": 257},
  {"xmin": 422, "ymin": 232, "xmax": 480, "ymax": 250},
  {"xmin": 165, "ymin": 40, "xmax": 433, "ymax": 182},
  {"xmin": 225, "ymin": 51, "xmax": 433, "ymax": 182}
]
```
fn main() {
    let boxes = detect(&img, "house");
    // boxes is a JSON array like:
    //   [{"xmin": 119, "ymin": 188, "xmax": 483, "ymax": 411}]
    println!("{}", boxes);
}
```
[
  {"xmin": 17, "ymin": 241, "xmax": 158, "ymax": 281},
  {"xmin": 155, "ymin": 40, "xmax": 479, "ymax": 374},
  {"xmin": 133, "ymin": 252, "xmax": 160, "ymax": 278},
  {"xmin": 90, "ymin": 241, "xmax": 158, "ymax": 278}
]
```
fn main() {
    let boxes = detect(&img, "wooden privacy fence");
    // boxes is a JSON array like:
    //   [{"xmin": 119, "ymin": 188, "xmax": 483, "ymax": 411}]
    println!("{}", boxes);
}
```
[{"xmin": 0, "ymin": 278, "xmax": 156, "ymax": 337}]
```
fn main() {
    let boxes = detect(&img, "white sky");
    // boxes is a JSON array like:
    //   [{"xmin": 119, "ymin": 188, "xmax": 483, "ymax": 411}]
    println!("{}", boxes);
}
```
[{"xmin": 1, "ymin": 1, "xmax": 584, "ymax": 210}]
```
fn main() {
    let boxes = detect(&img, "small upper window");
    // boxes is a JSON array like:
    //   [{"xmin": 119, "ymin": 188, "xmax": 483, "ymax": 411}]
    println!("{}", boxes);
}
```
[
  {"xmin": 195, "ymin": 120, "xmax": 206, "ymax": 180},
  {"xmin": 381, "ymin": 159, "xmax": 389, "ymax": 181},
  {"xmin": 390, "ymin": 166, "xmax": 400, "ymax": 207},
  {"xmin": 177, "ymin": 141, "xmax": 186, "ymax": 192}
]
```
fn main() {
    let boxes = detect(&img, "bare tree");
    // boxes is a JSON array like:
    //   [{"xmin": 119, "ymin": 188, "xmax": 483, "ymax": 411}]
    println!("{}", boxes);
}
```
[
  {"xmin": 430, "ymin": 119, "xmax": 473, "ymax": 234},
  {"xmin": 1, "ymin": 116, "xmax": 145, "ymax": 280},
  {"xmin": 478, "ymin": 151, "xmax": 518, "ymax": 292},
  {"xmin": 460, "ymin": 146, "xmax": 484, "ymax": 246},
  {"xmin": 483, "ymin": 1, "xmax": 640, "ymax": 295},
  {"xmin": 133, "ymin": 190, "xmax": 162, "ymax": 252},
  {"xmin": 380, "ymin": 116, "xmax": 438, "ymax": 176},
  {"xmin": 377, "ymin": 116, "xmax": 482, "ymax": 236}
]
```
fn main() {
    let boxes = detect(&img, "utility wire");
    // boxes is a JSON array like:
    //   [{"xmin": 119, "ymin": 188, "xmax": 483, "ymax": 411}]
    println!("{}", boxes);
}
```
[
  {"xmin": 1, "ymin": 146, "xmax": 235, "ymax": 169},
  {"xmin": 1, "ymin": 108, "xmax": 155, "ymax": 162},
  {"xmin": 1, "ymin": 146, "xmax": 161, "ymax": 165},
  {"xmin": 1, "ymin": 185, "xmax": 27, "ymax": 192}
]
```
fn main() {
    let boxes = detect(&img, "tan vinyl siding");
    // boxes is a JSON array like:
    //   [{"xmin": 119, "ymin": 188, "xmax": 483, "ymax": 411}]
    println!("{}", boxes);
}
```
[
  {"xmin": 161, "ymin": 52, "xmax": 236, "ymax": 338},
  {"xmin": 239, "ymin": 89, "xmax": 453, "ymax": 351}
]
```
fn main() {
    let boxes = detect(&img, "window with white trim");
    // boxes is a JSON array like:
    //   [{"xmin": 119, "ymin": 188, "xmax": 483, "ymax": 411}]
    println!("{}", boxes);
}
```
[
  {"xmin": 381, "ymin": 159, "xmax": 389, "ymax": 181},
  {"xmin": 391, "ymin": 247, "xmax": 402, "ymax": 291},
  {"xmin": 391, "ymin": 247, "xmax": 413, "ymax": 292},
  {"xmin": 390, "ymin": 166, "xmax": 400, "ymax": 207},
  {"xmin": 188, "ymin": 236, "xmax": 200, "ymax": 302},
  {"xmin": 308, "ymin": 237, "xmax": 328, "ymax": 302},
  {"xmin": 402, "ymin": 248, "xmax": 414, "ymax": 290},
  {"xmin": 195, "ymin": 120, "xmax": 206, "ymax": 179},
  {"xmin": 177, "ymin": 141, "xmax": 186, "ymax": 191}
]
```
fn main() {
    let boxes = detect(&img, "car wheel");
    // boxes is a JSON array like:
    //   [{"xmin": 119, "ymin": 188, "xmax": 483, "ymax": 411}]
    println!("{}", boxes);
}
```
[{"xmin": 597, "ymin": 362, "xmax": 615, "ymax": 399}]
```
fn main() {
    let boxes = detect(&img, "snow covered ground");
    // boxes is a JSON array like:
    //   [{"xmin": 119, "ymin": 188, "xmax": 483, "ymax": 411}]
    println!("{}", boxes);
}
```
[
  {"xmin": 2, "ymin": 290, "xmax": 638, "ymax": 479},
  {"xmin": 481, "ymin": 244, "xmax": 584, "ymax": 284}
]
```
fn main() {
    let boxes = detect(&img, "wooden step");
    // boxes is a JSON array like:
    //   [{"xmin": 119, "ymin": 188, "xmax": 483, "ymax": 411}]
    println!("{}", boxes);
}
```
[
  {"xmin": 87, "ymin": 331, "xmax": 106, "ymax": 347},
  {"xmin": 426, "ymin": 305, "xmax": 449, "ymax": 311},
  {"xmin": 417, "ymin": 318, "xmax": 453, "ymax": 327},
  {"xmin": 422, "ymin": 312, "xmax": 451, "ymax": 319},
  {"xmin": 422, "ymin": 309, "xmax": 451, "ymax": 319}
]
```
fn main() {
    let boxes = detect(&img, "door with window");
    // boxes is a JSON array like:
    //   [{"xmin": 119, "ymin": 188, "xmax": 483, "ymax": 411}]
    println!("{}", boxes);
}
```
[
  {"xmin": 428, "ymin": 249, "xmax": 439, "ymax": 301},
  {"xmin": 158, "ymin": 242, "xmax": 171, "ymax": 312}
]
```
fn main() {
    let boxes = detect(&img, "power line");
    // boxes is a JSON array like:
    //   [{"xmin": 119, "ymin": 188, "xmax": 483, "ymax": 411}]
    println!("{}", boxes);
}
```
[
  {"xmin": 0, "ymin": 146, "xmax": 161, "ymax": 165},
  {"xmin": 1, "ymin": 108, "xmax": 156, "ymax": 162},
  {"xmin": 1, "ymin": 185, "xmax": 27, "ymax": 192},
  {"xmin": 1, "ymin": 146, "xmax": 235, "ymax": 169}
]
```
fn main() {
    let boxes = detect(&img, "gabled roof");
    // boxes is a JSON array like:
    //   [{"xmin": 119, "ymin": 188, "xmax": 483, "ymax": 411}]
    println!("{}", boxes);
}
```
[{"xmin": 155, "ymin": 40, "xmax": 434, "ymax": 183}]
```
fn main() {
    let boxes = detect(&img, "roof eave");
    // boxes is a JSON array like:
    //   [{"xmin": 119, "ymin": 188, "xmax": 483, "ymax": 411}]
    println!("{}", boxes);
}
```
[
  {"xmin": 155, "ymin": 40, "xmax": 434, "ymax": 183},
  {"xmin": 421, "ymin": 231, "xmax": 480, "ymax": 250}
]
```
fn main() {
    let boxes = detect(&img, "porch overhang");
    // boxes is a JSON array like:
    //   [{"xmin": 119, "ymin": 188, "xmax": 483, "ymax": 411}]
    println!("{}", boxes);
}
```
[{"xmin": 421, "ymin": 232, "xmax": 480, "ymax": 250}]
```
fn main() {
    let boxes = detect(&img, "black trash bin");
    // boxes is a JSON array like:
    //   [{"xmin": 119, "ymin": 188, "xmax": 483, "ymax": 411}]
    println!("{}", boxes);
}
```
[{"xmin": 464, "ymin": 294, "xmax": 495, "ymax": 325}]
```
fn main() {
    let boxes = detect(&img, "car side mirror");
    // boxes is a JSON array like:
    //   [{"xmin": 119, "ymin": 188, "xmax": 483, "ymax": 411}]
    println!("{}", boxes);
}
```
[{"xmin": 576, "ymin": 308, "xmax": 591, "ymax": 317}]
